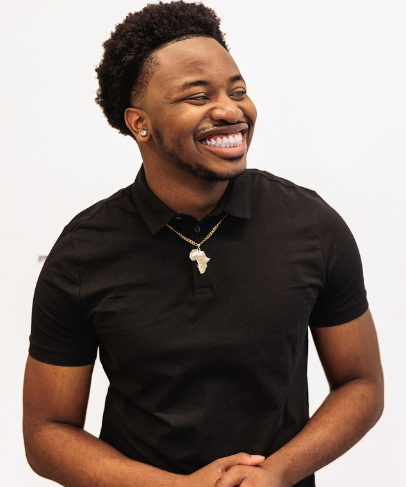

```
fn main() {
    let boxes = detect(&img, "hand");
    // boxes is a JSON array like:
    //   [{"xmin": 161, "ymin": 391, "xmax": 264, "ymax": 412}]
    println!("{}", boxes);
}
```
[
  {"xmin": 214, "ymin": 464, "xmax": 287, "ymax": 487},
  {"xmin": 182, "ymin": 452, "xmax": 266, "ymax": 487}
]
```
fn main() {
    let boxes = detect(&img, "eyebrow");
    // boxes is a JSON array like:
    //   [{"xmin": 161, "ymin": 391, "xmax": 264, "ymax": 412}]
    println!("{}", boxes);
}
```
[{"xmin": 178, "ymin": 74, "xmax": 246, "ymax": 93}]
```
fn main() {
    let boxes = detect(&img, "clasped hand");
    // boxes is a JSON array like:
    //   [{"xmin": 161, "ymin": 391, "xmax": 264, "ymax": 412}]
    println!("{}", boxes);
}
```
[{"xmin": 182, "ymin": 452, "xmax": 286, "ymax": 487}]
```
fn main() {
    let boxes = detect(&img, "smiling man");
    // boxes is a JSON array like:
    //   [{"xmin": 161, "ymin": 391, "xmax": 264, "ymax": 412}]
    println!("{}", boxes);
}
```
[
  {"xmin": 23, "ymin": 2, "xmax": 383, "ymax": 487},
  {"xmin": 123, "ymin": 34, "xmax": 257, "ymax": 220}
]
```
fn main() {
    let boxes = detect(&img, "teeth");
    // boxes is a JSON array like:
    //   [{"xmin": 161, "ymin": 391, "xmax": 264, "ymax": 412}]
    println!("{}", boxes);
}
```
[{"xmin": 201, "ymin": 132, "xmax": 244, "ymax": 147}]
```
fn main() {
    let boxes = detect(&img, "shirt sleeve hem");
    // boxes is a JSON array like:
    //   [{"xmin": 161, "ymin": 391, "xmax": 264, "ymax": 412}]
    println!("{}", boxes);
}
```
[
  {"xmin": 309, "ymin": 300, "xmax": 369, "ymax": 328},
  {"xmin": 29, "ymin": 346, "xmax": 97, "ymax": 367}
]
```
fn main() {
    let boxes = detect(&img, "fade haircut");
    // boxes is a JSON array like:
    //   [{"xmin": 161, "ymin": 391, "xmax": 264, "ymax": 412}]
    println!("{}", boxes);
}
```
[{"xmin": 95, "ymin": 1, "xmax": 228, "ymax": 137}]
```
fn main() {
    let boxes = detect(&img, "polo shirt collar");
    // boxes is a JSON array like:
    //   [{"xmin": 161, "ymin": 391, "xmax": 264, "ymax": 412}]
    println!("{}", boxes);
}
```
[{"xmin": 131, "ymin": 164, "xmax": 251, "ymax": 235}]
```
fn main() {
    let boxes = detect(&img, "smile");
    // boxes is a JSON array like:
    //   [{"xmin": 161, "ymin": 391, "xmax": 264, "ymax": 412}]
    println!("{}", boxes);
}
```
[{"xmin": 199, "ymin": 131, "xmax": 243, "ymax": 148}]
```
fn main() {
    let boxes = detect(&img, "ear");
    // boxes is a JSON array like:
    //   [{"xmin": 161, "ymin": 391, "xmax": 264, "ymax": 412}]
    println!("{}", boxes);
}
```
[{"xmin": 124, "ymin": 108, "xmax": 151, "ymax": 142}]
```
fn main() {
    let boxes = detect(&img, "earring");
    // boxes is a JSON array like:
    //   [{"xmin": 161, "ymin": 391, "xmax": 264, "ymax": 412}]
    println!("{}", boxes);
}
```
[{"xmin": 140, "ymin": 129, "xmax": 148, "ymax": 137}]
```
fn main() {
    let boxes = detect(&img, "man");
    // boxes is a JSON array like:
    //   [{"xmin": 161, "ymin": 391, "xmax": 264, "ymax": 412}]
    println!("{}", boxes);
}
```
[{"xmin": 23, "ymin": 2, "xmax": 384, "ymax": 486}]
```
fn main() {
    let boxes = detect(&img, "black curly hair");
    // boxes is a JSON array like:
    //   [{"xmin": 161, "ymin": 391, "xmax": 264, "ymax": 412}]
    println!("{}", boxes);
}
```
[{"xmin": 95, "ymin": 1, "xmax": 229, "ymax": 137}]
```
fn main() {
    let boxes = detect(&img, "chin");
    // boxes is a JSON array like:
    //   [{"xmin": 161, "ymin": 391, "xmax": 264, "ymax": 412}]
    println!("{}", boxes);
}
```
[
  {"xmin": 176, "ymin": 157, "xmax": 247, "ymax": 182},
  {"xmin": 199, "ymin": 168, "xmax": 247, "ymax": 182}
]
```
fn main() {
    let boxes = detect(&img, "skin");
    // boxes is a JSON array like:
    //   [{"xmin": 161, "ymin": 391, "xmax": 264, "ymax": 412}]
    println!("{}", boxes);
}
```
[{"xmin": 23, "ymin": 36, "xmax": 384, "ymax": 487}]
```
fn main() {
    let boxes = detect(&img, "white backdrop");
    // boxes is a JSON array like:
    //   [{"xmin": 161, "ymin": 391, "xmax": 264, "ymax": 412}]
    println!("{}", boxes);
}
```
[{"xmin": 1, "ymin": 1, "xmax": 405, "ymax": 485}]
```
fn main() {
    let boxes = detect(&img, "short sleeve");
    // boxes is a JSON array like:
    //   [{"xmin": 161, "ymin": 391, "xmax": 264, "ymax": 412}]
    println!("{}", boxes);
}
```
[
  {"xmin": 29, "ymin": 228, "xmax": 98, "ymax": 365},
  {"xmin": 309, "ymin": 194, "xmax": 369, "ymax": 327}
]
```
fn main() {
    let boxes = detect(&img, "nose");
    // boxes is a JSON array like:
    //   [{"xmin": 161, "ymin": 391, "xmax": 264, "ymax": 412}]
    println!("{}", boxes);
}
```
[{"xmin": 209, "ymin": 95, "xmax": 243, "ymax": 124}]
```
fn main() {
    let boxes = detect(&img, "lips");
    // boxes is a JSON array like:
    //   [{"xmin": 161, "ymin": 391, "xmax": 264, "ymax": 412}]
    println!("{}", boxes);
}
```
[
  {"xmin": 197, "ymin": 132, "xmax": 247, "ymax": 159},
  {"xmin": 195, "ymin": 122, "xmax": 249, "ymax": 142}
]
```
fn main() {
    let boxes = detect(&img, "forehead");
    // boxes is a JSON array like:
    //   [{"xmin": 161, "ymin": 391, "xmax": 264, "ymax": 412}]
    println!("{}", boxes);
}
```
[{"xmin": 147, "ymin": 37, "xmax": 241, "ymax": 95}]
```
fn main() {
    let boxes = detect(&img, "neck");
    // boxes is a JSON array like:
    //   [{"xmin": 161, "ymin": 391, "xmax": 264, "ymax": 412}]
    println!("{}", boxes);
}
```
[{"xmin": 143, "ymin": 162, "xmax": 229, "ymax": 221}]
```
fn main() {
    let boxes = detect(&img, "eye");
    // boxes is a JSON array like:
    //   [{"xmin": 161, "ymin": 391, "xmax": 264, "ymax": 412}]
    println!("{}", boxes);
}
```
[
  {"xmin": 186, "ymin": 95, "xmax": 210, "ymax": 103},
  {"xmin": 231, "ymin": 89, "xmax": 247, "ymax": 98}
]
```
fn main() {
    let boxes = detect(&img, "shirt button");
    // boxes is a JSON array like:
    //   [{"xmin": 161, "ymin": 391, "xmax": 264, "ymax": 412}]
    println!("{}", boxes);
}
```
[{"xmin": 194, "ymin": 226, "xmax": 201, "ymax": 233}]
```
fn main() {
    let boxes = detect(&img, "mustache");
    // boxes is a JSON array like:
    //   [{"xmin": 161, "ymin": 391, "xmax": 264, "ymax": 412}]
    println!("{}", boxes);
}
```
[{"xmin": 195, "ymin": 122, "xmax": 249, "ymax": 135}]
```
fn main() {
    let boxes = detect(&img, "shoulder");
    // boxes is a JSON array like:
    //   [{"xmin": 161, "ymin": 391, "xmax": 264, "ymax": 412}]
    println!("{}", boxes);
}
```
[
  {"xmin": 64, "ymin": 184, "xmax": 135, "ymax": 235},
  {"xmin": 43, "ymin": 183, "xmax": 137, "ymax": 265},
  {"xmin": 246, "ymin": 168, "xmax": 342, "ymax": 216},
  {"xmin": 244, "ymin": 168, "xmax": 326, "ymax": 225},
  {"xmin": 244, "ymin": 169, "xmax": 357, "ymax": 250},
  {"xmin": 245, "ymin": 168, "xmax": 318, "ymax": 201}
]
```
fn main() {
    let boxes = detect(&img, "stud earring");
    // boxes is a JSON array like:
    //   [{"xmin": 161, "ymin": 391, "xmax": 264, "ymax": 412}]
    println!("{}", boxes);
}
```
[{"xmin": 140, "ymin": 129, "xmax": 148, "ymax": 137}]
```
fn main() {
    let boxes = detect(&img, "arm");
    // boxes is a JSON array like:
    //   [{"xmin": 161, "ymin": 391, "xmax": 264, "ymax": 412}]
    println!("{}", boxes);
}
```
[
  {"xmin": 23, "ymin": 356, "xmax": 186, "ymax": 487},
  {"xmin": 23, "ymin": 356, "xmax": 264, "ymax": 487},
  {"xmin": 215, "ymin": 309, "xmax": 384, "ymax": 487}
]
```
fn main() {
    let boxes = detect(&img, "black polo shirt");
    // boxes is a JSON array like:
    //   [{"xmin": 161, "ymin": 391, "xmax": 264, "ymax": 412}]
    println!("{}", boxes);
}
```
[{"xmin": 29, "ymin": 166, "xmax": 368, "ymax": 487}]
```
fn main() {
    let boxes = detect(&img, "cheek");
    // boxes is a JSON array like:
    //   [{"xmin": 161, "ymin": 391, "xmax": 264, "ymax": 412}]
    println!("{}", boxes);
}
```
[
  {"xmin": 245, "ymin": 98, "xmax": 258, "ymax": 123},
  {"xmin": 154, "ymin": 110, "xmax": 194, "ymax": 134},
  {"xmin": 175, "ymin": 108, "xmax": 203, "ymax": 131}
]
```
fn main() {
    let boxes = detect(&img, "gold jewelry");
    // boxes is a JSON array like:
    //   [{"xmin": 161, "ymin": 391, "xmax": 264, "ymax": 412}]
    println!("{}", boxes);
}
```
[{"xmin": 165, "ymin": 214, "xmax": 227, "ymax": 274}]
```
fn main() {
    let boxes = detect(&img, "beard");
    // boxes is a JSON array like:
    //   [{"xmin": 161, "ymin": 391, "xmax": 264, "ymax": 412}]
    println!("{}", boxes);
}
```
[{"xmin": 153, "ymin": 127, "xmax": 247, "ymax": 182}]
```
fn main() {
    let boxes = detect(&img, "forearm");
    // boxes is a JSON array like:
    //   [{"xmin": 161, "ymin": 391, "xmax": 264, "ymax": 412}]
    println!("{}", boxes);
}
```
[
  {"xmin": 24, "ymin": 422, "xmax": 184, "ymax": 487},
  {"xmin": 262, "ymin": 378, "xmax": 384, "ymax": 486}
]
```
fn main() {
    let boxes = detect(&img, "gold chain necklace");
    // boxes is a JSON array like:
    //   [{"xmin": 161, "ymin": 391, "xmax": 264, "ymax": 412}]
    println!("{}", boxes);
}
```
[{"xmin": 165, "ymin": 214, "xmax": 227, "ymax": 274}]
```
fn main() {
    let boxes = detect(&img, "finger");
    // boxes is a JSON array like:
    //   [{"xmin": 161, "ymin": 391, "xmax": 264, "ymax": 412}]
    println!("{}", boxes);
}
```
[
  {"xmin": 218, "ymin": 452, "xmax": 265, "ymax": 471},
  {"xmin": 215, "ymin": 465, "xmax": 247, "ymax": 487}
]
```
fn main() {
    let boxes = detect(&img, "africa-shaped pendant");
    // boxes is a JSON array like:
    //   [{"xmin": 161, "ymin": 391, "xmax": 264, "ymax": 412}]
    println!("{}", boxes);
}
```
[{"xmin": 189, "ymin": 248, "xmax": 210, "ymax": 274}]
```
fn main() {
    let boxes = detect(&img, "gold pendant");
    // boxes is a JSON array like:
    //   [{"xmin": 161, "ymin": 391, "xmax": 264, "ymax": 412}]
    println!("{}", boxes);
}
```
[{"xmin": 189, "ymin": 248, "xmax": 210, "ymax": 274}]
